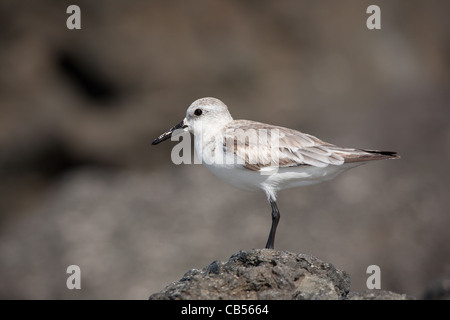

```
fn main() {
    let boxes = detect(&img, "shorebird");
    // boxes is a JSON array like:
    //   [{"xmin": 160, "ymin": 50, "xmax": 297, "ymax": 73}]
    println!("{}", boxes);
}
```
[{"xmin": 152, "ymin": 97, "xmax": 399, "ymax": 249}]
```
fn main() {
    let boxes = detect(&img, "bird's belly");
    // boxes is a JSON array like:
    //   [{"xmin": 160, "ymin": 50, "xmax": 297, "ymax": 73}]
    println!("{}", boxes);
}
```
[
  {"xmin": 269, "ymin": 163, "xmax": 363, "ymax": 190},
  {"xmin": 203, "ymin": 164, "xmax": 266, "ymax": 191},
  {"xmin": 202, "ymin": 162, "xmax": 362, "ymax": 193}
]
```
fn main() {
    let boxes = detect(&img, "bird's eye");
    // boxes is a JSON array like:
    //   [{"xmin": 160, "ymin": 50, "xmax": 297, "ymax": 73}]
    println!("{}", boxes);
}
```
[{"xmin": 194, "ymin": 109, "xmax": 202, "ymax": 116}]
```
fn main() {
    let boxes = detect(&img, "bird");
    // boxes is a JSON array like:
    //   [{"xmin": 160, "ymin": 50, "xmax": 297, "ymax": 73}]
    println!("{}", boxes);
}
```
[{"xmin": 152, "ymin": 97, "xmax": 399, "ymax": 249}]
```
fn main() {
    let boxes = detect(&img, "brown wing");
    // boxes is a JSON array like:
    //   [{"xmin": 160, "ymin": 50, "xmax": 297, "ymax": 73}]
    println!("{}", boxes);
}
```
[
  {"xmin": 223, "ymin": 120, "xmax": 399, "ymax": 171},
  {"xmin": 222, "ymin": 120, "xmax": 345, "ymax": 171}
]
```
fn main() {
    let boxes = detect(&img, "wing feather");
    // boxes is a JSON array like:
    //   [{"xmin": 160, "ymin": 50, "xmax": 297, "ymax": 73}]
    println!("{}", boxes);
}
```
[
  {"xmin": 222, "ymin": 120, "xmax": 345, "ymax": 171},
  {"xmin": 222, "ymin": 120, "xmax": 398, "ymax": 171}
]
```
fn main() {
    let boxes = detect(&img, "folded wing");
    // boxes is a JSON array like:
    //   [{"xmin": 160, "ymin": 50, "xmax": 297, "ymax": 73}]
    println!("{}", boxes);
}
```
[{"xmin": 223, "ymin": 120, "xmax": 399, "ymax": 171}]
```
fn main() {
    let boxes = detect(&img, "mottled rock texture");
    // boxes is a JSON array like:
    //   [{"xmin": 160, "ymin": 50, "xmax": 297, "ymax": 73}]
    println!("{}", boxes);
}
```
[{"xmin": 150, "ymin": 249, "xmax": 413, "ymax": 300}]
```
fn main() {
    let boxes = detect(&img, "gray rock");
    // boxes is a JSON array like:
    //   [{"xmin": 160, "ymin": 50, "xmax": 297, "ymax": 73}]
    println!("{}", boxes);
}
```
[
  {"xmin": 150, "ymin": 249, "xmax": 350, "ymax": 300},
  {"xmin": 346, "ymin": 290, "xmax": 414, "ymax": 300},
  {"xmin": 150, "ymin": 249, "xmax": 414, "ymax": 300}
]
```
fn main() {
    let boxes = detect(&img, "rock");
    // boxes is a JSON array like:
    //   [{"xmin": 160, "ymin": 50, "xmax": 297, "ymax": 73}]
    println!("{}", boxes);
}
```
[
  {"xmin": 149, "ymin": 249, "xmax": 414, "ymax": 300},
  {"xmin": 346, "ymin": 290, "xmax": 413, "ymax": 300},
  {"xmin": 150, "ymin": 249, "xmax": 350, "ymax": 300}
]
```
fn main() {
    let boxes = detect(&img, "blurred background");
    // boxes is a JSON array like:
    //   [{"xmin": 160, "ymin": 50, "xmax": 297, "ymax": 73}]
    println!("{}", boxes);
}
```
[{"xmin": 0, "ymin": 0, "xmax": 449, "ymax": 299}]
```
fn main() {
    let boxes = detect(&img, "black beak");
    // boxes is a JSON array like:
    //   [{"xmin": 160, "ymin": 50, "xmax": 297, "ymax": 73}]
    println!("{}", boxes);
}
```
[{"xmin": 152, "ymin": 119, "xmax": 187, "ymax": 145}]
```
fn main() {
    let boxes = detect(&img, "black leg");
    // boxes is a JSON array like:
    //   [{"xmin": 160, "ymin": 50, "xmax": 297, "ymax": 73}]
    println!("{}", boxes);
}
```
[{"xmin": 265, "ymin": 198, "xmax": 280, "ymax": 249}]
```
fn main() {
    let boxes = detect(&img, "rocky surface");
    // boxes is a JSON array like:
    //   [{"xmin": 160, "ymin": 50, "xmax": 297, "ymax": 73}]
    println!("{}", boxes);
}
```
[
  {"xmin": 346, "ymin": 290, "xmax": 413, "ymax": 300},
  {"xmin": 149, "ymin": 249, "xmax": 413, "ymax": 300}
]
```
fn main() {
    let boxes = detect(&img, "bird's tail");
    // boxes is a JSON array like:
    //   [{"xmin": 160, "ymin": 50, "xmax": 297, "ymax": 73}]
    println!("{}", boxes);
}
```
[{"xmin": 329, "ymin": 147, "xmax": 400, "ymax": 164}]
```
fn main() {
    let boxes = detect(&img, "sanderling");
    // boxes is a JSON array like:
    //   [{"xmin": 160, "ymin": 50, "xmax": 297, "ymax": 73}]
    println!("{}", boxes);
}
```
[{"xmin": 152, "ymin": 97, "xmax": 400, "ymax": 249}]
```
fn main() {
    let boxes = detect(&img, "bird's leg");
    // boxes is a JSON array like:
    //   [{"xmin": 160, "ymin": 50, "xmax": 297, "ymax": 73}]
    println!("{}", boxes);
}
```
[{"xmin": 265, "ymin": 198, "xmax": 280, "ymax": 249}]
